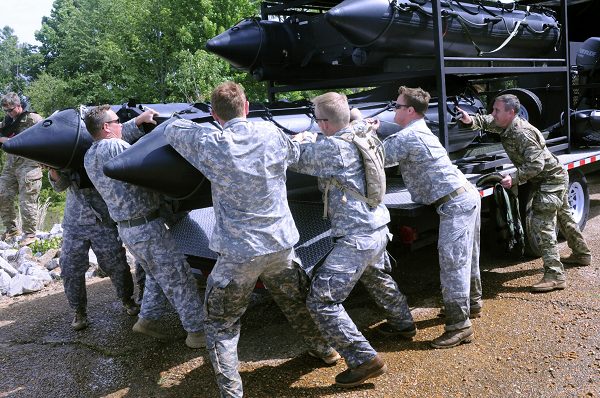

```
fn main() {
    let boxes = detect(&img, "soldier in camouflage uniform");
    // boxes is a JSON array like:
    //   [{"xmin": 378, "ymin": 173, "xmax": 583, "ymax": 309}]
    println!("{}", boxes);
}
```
[
  {"xmin": 376, "ymin": 86, "xmax": 481, "ymax": 349},
  {"xmin": 83, "ymin": 106, "xmax": 205, "ymax": 349},
  {"xmin": 457, "ymin": 94, "xmax": 591, "ymax": 292},
  {"xmin": 291, "ymin": 92, "xmax": 415, "ymax": 387},
  {"xmin": 165, "ymin": 81, "xmax": 336, "ymax": 398},
  {"xmin": 0, "ymin": 92, "xmax": 43, "ymax": 245},
  {"xmin": 48, "ymin": 168, "xmax": 139, "ymax": 330}
]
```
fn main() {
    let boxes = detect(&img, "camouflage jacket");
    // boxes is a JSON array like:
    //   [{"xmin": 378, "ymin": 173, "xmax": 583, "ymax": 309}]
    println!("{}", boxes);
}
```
[
  {"xmin": 291, "ymin": 126, "xmax": 390, "ymax": 237},
  {"xmin": 84, "ymin": 119, "xmax": 162, "ymax": 222},
  {"xmin": 165, "ymin": 117, "xmax": 300, "ymax": 262},
  {"xmin": 383, "ymin": 118, "xmax": 469, "ymax": 205},
  {"xmin": 469, "ymin": 114, "xmax": 566, "ymax": 188},
  {"xmin": 0, "ymin": 111, "xmax": 43, "ymax": 169},
  {"xmin": 49, "ymin": 170, "xmax": 113, "ymax": 227}
]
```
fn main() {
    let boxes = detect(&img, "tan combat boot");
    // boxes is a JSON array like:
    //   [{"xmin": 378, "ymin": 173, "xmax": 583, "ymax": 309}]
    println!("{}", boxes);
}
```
[
  {"xmin": 335, "ymin": 354, "xmax": 387, "ymax": 387},
  {"xmin": 560, "ymin": 253, "xmax": 592, "ymax": 266},
  {"xmin": 185, "ymin": 331, "xmax": 206, "ymax": 349},
  {"xmin": 71, "ymin": 311, "xmax": 88, "ymax": 331},
  {"xmin": 132, "ymin": 318, "xmax": 168, "ymax": 341}
]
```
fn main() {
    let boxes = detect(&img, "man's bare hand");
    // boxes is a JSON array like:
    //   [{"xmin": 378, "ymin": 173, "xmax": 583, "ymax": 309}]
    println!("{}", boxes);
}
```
[
  {"xmin": 135, "ymin": 107, "xmax": 159, "ymax": 126},
  {"xmin": 500, "ymin": 174, "xmax": 513, "ymax": 189},
  {"xmin": 364, "ymin": 118, "xmax": 380, "ymax": 131},
  {"xmin": 455, "ymin": 106, "xmax": 473, "ymax": 125},
  {"xmin": 292, "ymin": 131, "xmax": 317, "ymax": 143}
]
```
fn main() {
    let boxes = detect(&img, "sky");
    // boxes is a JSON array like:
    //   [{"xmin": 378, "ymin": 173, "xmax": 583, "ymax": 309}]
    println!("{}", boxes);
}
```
[{"xmin": 0, "ymin": 0, "xmax": 56, "ymax": 45}]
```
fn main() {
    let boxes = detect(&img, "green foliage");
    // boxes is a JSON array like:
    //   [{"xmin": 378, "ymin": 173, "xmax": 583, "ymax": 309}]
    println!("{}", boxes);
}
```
[
  {"xmin": 0, "ymin": 27, "xmax": 42, "ymax": 95},
  {"xmin": 25, "ymin": 73, "xmax": 78, "ymax": 116},
  {"xmin": 39, "ymin": 170, "xmax": 66, "ymax": 216},
  {"xmin": 30, "ymin": 235, "xmax": 63, "ymax": 254}
]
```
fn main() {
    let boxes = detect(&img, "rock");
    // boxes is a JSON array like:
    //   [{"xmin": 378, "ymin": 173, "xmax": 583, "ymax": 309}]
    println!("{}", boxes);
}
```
[
  {"xmin": 0, "ymin": 256, "xmax": 18, "ymax": 277},
  {"xmin": 0, "ymin": 249, "xmax": 18, "ymax": 262},
  {"xmin": 8, "ymin": 274, "xmax": 44, "ymax": 296},
  {"xmin": 17, "ymin": 260, "xmax": 37, "ymax": 275},
  {"xmin": 16, "ymin": 246, "xmax": 34, "ymax": 264},
  {"xmin": 49, "ymin": 268, "xmax": 61, "ymax": 280},
  {"xmin": 26, "ymin": 265, "xmax": 53, "ymax": 284},
  {"xmin": 0, "ymin": 241, "xmax": 11, "ymax": 250},
  {"xmin": 38, "ymin": 248, "xmax": 59, "ymax": 268},
  {"xmin": 0, "ymin": 269, "xmax": 11, "ymax": 294},
  {"xmin": 50, "ymin": 224, "xmax": 63, "ymax": 235},
  {"xmin": 45, "ymin": 258, "xmax": 60, "ymax": 271},
  {"xmin": 37, "ymin": 232, "xmax": 51, "ymax": 240}
]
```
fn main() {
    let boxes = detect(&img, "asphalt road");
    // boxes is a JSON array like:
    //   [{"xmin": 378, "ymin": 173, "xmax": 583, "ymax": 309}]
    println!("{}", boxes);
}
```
[{"xmin": 1, "ymin": 179, "xmax": 600, "ymax": 398}]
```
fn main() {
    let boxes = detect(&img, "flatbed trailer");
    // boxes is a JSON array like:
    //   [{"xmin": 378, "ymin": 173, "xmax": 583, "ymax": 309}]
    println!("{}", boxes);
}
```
[{"xmin": 171, "ymin": 0, "xmax": 600, "ymax": 273}]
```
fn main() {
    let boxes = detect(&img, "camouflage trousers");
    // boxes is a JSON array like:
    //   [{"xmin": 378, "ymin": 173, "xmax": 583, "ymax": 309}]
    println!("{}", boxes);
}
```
[
  {"xmin": 205, "ymin": 248, "xmax": 331, "ymax": 398},
  {"xmin": 436, "ymin": 186, "xmax": 482, "ymax": 331},
  {"xmin": 0, "ymin": 156, "xmax": 42, "ymax": 236},
  {"xmin": 531, "ymin": 181, "xmax": 590, "ymax": 279},
  {"xmin": 61, "ymin": 222, "xmax": 134, "ymax": 313},
  {"xmin": 119, "ymin": 218, "xmax": 204, "ymax": 333},
  {"xmin": 306, "ymin": 226, "xmax": 414, "ymax": 369}
]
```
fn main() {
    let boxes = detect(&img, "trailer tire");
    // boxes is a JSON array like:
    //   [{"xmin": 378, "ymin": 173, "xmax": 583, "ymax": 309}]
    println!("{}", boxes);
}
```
[
  {"xmin": 492, "ymin": 88, "xmax": 543, "ymax": 127},
  {"xmin": 563, "ymin": 169, "xmax": 589, "ymax": 232}
]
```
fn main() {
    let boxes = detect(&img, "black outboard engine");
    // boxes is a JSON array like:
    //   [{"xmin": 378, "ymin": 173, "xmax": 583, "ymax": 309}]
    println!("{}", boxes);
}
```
[{"xmin": 571, "ymin": 37, "xmax": 600, "ymax": 145}]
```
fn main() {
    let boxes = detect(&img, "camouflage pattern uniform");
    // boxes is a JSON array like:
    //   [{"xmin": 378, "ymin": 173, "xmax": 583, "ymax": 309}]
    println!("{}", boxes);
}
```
[
  {"xmin": 50, "ymin": 170, "xmax": 134, "ymax": 313},
  {"xmin": 165, "ymin": 118, "xmax": 333, "ymax": 398},
  {"xmin": 292, "ymin": 126, "xmax": 414, "ymax": 369},
  {"xmin": 470, "ymin": 114, "xmax": 590, "ymax": 280},
  {"xmin": 384, "ymin": 118, "xmax": 481, "ymax": 331},
  {"xmin": 0, "ymin": 112, "xmax": 43, "ymax": 236},
  {"xmin": 83, "ymin": 120, "xmax": 203, "ymax": 333}
]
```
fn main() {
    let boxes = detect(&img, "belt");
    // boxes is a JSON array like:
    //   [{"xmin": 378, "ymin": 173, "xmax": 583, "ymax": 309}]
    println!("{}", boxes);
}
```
[
  {"xmin": 118, "ymin": 210, "xmax": 160, "ymax": 228},
  {"xmin": 434, "ymin": 186, "xmax": 467, "ymax": 207}
]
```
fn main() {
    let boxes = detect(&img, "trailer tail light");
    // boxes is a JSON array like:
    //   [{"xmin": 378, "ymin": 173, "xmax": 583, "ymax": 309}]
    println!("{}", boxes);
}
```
[{"xmin": 398, "ymin": 226, "xmax": 418, "ymax": 244}]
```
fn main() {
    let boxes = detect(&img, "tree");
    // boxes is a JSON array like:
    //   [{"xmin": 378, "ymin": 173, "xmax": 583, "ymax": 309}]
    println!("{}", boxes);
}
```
[
  {"xmin": 0, "ymin": 27, "xmax": 43, "ymax": 95},
  {"xmin": 25, "ymin": 73, "xmax": 78, "ymax": 116}
]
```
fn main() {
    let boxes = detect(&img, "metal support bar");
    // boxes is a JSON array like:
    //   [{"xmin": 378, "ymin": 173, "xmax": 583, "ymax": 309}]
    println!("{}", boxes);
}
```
[
  {"xmin": 432, "ymin": 0, "xmax": 449, "ymax": 149},
  {"xmin": 561, "ymin": 0, "xmax": 572, "ymax": 152}
]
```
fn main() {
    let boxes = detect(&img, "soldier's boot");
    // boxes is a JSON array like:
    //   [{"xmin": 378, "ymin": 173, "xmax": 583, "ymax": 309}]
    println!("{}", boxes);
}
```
[
  {"xmin": 19, "ymin": 234, "xmax": 38, "ymax": 247},
  {"xmin": 438, "ymin": 304, "xmax": 483, "ymax": 319},
  {"xmin": 531, "ymin": 277, "xmax": 566, "ymax": 293},
  {"xmin": 71, "ymin": 311, "xmax": 88, "ymax": 331},
  {"xmin": 335, "ymin": 354, "xmax": 387, "ymax": 387},
  {"xmin": 375, "ymin": 322, "xmax": 417, "ymax": 339},
  {"xmin": 560, "ymin": 253, "xmax": 592, "ymax": 267},
  {"xmin": 132, "ymin": 318, "xmax": 168, "ymax": 341},
  {"xmin": 185, "ymin": 331, "xmax": 206, "ymax": 349},
  {"xmin": 430, "ymin": 326, "xmax": 473, "ymax": 349},
  {"xmin": 122, "ymin": 298, "xmax": 140, "ymax": 316},
  {"xmin": 308, "ymin": 348, "xmax": 341, "ymax": 365}
]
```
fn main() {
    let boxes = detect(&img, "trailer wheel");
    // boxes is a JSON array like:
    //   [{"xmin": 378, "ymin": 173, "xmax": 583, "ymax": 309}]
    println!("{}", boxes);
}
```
[
  {"xmin": 492, "ymin": 88, "xmax": 543, "ymax": 127},
  {"xmin": 564, "ymin": 169, "xmax": 589, "ymax": 232}
]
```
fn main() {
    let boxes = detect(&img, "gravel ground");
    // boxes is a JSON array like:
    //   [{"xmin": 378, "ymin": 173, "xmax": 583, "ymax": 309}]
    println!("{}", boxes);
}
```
[{"xmin": 1, "ymin": 180, "xmax": 600, "ymax": 398}]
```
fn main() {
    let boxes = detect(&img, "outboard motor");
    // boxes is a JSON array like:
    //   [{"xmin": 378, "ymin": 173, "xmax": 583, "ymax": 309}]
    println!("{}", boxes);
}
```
[{"xmin": 570, "ymin": 37, "xmax": 600, "ymax": 145}]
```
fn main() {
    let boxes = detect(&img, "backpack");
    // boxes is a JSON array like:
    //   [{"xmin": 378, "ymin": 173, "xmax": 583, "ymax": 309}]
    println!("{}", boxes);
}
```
[
  {"xmin": 477, "ymin": 172, "xmax": 525, "ymax": 256},
  {"xmin": 322, "ymin": 121, "xmax": 386, "ymax": 218}
]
